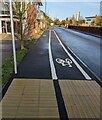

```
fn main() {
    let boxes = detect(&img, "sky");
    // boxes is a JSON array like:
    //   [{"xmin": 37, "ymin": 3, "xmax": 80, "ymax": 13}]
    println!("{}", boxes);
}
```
[{"xmin": 40, "ymin": 1, "xmax": 101, "ymax": 20}]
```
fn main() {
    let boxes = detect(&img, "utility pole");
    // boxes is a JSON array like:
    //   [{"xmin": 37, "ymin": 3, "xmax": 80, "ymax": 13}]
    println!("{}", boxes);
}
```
[
  {"xmin": 45, "ymin": 0, "xmax": 46, "ymax": 15},
  {"xmin": 44, "ymin": 0, "xmax": 46, "ymax": 28},
  {"xmin": 9, "ymin": 0, "xmax": 17, "ymax": 74}
]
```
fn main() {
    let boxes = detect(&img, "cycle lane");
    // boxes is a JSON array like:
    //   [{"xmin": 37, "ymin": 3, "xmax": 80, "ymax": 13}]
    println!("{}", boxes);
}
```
[
  {"xmin": 51, "ymin": 30, "xmax": 91, "ymax": 80},
  {"xmin": 15, "ymin": 30, "xmax": 52, "ymax": 79}
]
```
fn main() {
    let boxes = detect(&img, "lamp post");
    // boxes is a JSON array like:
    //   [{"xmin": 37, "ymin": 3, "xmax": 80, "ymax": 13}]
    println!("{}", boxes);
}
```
[
  {"xmin": 9, "ymin": 0, "xmax": 17, "ymax": 74},
  {"xmin": 44, "ymin": 0, "xmax": 46, "ymax": 28}
]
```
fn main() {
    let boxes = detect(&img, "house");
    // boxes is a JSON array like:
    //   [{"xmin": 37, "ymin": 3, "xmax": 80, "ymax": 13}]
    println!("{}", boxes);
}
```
[
  {"xmin": 0, "ymin": 1, "xmax": 43, "ymax": 39},
  {"xmin": 0, "ymin": 2, "xmax": 19, "ymax": 34},
  {"xmin": 85, "ymin": 16, "xmax": 96, "ymax": 26},
  {"xmin": 27, "ymin": 0, "xmax": 43, "ymax": 38}
]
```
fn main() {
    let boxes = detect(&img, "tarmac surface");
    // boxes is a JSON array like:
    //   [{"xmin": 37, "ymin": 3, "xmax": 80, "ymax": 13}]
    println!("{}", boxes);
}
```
[
  {"xmin": 1, "ymin": 27, "xmax": 101, "ymax": 120},
  {"xmin": 54, "ymin": 27, "xmax": 101, "ymax": 80},
  {"xmin": 16, "ymin": 30, "xmax": 51, "ymax": 79},
  {"xmin": 15, "ymin": 27, "xmax": 98, "ymax": 81}
]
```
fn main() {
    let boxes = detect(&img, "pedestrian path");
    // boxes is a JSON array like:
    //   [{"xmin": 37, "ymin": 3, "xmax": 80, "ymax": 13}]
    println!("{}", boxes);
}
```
[
  {"xmin": 2, "ymin": 79, "xmax": 59, "ymax": 119},
  {"xmin": 59, "ymin": 80, "xmax": 100, "ymax": 119},
  {"xmin": 1, "ymin": 79, "xmax": 101, "ymax": 119},
  {"xmin": 0, "ymin": 34, "xmax": 17, "ymax": 40},
  {"xmin": 0, "ymin": 34, "xmax": 11, "ymax": 40}
]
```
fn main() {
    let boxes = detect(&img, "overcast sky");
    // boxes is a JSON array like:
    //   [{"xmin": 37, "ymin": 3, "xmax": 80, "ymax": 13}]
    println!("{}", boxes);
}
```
[{"xmin": 41, "ymin": 1, "xmax": 101, "ymax": 20}]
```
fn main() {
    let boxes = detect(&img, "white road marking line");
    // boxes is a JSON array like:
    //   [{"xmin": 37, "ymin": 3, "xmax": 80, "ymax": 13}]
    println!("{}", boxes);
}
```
[
  {"xmin": 49, "ymin": 30, "xmax": 58, "ymax": 80},
  {"xmin": 68, "ymin": 46, "xmax": 101, "ymax": 81},
  {"xmin": 43, "ymin": 35, "xmax": 46, "ymax": 37},
  {"xmin": 53, "ymin": 30, "xmax": 92, "ymax": 80}
]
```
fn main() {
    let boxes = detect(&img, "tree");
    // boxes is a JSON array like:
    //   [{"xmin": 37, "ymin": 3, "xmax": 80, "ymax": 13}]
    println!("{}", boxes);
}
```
[
  {"xmin": 61, "ymin": 20, "xmax": 66, "ymax": 26},
  {"xmin": 79, "ymin": 19, "xmax": 85, "ymax": 25},
  {"xmin": 45, "ymin": 15, "xmax": 53, "ymax": 26},
  {"xmin": 78, "ymin": 16, "xmax": 85, "ymax": 25},
  {"xmin": 48, "ymin": 17, "xmax": 53, "ymax": 24},
  {"xmin": 14, "ymin": 2, "xmax": 36, "ymax": 49},
  {"xmin": 91, "ymin": 20, "xmax": 95, "ymax": 26},
  {"xmin": 66, "ymin": 17, "xmax": 68, "ymax": 22},
  {"xmin": 66, "ymin": 18, "xmax": 68, "ymax": 25},
  {"xmin": 72, "ymin": 15, "xmax": 76, "ymax": 25},
  {"xmin": 42, "ymin": 12, "xmax": 53, "ymax": 26},
  {"xmin": 54, "ymin": 18, "xmax": 60, "ymax": 26},
  {"xmin": 68, "ymin": 19, "xmax": 72, "ymax": 25},
  {"xmin": 13, "ymin": 2, "xmax": 27, "ymax": 49},
  {"xmin": 94, "ymin": 16, "xmax": 102, "ymax": 26}
]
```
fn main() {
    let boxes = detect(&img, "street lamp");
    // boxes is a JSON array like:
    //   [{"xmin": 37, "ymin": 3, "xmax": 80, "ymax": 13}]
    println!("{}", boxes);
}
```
[
  {"xmin": 44, "ymin": 0, "xmax": 46, "ymax": 28},
  {"xmin": 9, "ymin": 0, "xmax": 17, "ymax": 74}
]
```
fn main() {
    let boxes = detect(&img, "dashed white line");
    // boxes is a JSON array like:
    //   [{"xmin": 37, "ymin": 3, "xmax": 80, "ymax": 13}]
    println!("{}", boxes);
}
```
[
  {"xmin": 53, "ymin": 30, "xmax": 92, "ymax": 80},
  {"xmin": 49, "ymin": 30, "xmax": 58, "ymax": 80}
]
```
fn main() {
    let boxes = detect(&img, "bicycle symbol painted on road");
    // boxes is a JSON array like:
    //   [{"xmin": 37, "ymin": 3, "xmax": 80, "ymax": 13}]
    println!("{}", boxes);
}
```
[{"xmin": 56, "ymin": 58, "xmax": 73, "ymax": 67}]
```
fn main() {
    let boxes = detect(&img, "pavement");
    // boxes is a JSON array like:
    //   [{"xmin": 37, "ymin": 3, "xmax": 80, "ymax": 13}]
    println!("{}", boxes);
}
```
[
  {"xmin": 1, "ymin": 79, "xmax": 101, "ymax": 119},
  {"xmin": 0, "ymin": 40, "xmax": 20, "ymax": 62},
  {"xmin": 0, "ymin": 34, "xmax": 20, "ymax": 62},
  {"xmin": 0, "ymin": 34, "xmax": 12, "ymax": 41},
  {"xmin": 1, "ymin": 27, "xmax": 101, "ymax": 119}
]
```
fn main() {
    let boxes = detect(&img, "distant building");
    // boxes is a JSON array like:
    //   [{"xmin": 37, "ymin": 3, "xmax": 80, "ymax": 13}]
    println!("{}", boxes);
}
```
[
  {"xmin": 76, "ymin": 12, "xmax": 80, "ymax": 22},
  {"xmin": 85, "ymin": 16, "xmax": 96, "ymax": 25}
]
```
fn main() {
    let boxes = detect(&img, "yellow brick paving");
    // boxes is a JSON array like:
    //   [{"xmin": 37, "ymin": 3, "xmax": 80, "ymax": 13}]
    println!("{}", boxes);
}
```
[
  {"xmin": 0, "ymin": 34, "xmax": 17, "ymax": 40},
  {"xmin": 59, "ymin": 80, "xmax": 101, "ymax": 119},
  {"xmin": 1, "ymin": 79, "xmax": 101, "ymax": 119},
  {"xmin": 2, "ymin": 79, "xmax": 59, "ymax": 119}
]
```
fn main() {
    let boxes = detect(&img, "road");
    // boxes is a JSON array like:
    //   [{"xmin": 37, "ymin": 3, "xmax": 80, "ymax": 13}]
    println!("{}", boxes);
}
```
[
  {"xmin": 54, "ymin": 27, "xmax": 101, "ymax": 80},
  {"xmin": 15, "ymin": 27, "xmax": 101, "ymax": 83}
]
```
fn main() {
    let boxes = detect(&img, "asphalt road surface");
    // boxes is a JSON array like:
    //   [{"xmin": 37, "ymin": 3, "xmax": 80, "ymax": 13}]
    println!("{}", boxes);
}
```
[
  {"xmin": 15, "ymin": 27, "xmax": 101, "ymax": 82},
  {"xmin": 54, "ymin": 27, "xmax": 101, "ymax": 80}
]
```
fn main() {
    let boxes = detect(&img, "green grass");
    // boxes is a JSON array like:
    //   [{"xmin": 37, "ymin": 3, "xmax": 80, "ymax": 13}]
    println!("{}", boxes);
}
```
[
  {"xmin": 2, "ymin": 48, "xmax": 28, "ymax": 87},
  {"xmin": 2, "ymin": 28, "xmax": 45, "ymax": 88}
]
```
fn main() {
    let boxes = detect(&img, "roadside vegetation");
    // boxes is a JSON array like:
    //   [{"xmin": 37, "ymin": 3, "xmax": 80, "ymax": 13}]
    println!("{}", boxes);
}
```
[
  {"xmin": 2, "ymin": 28, "xmax": 45, "ymax": 87},
  {"xmin": 53, "ymin": 15, "xmax": 102, "ymax": 27}
]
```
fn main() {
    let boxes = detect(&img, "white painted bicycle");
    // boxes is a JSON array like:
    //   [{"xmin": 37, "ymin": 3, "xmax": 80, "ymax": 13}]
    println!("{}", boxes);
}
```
[{"xmin": 56, "ymin": 58, "xmax": 72, "ymax": 67}]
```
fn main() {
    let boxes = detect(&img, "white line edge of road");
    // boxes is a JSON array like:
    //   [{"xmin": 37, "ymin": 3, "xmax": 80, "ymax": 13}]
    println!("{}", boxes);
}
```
[
  {"xmin": 68, "ymin": 46, "xmax": 101, "ymax": 81},
  {"xmin": 49, "ymin": 30, "xmax": 58, "ymax": 80},
  {"xmin": 53, "ymin": 30, "xmax": 92, "ymax": 80}
]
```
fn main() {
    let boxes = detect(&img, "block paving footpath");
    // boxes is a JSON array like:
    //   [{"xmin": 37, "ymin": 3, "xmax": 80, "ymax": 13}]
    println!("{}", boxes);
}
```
[{"xmin": 1, "ymin": 79, "xmax": 101, "ymax": 120}]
